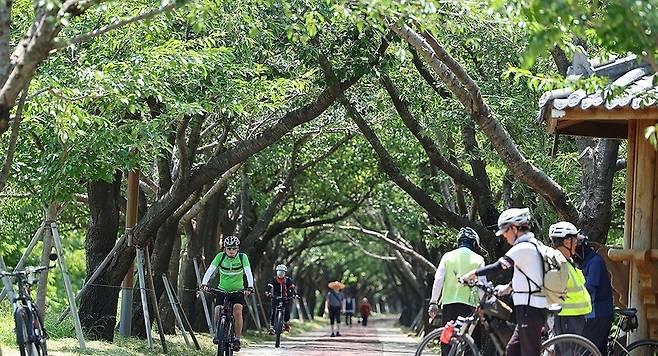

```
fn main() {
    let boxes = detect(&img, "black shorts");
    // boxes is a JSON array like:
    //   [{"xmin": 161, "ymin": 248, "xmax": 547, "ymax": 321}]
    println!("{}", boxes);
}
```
[
  {"xmin": 215, "ymin": 291, "xmax": 246, "ymax": 307},
  {"xmin": 328, "ymin": 306, "xmax": 341, "ymax": 325}
]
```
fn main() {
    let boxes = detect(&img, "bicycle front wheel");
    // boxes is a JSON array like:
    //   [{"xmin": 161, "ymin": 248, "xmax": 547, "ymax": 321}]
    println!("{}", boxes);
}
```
[
  {"xmin": 617, "ymin": 339, "xmax": 658, "ymax": 356},
  {"xmin": 275, "ymin": 310, "xmax": 283, "ymax": 348},
  {"xmin": 415, "ymin": 328, "xmax": 479, "ymax": 356},
  {"xmin": 15, "ymin": 308, "xmax": 39, "ymax": 356},
  {"xmin": 217, "ymin": 316, "xmax": 226, "ymax": 356},
  {"xmin": 415, "ymin": 327, "xmax": 443, "ymax": 356},
  {"xmin": 541, "ymin": 334, "xmax": 601, "ymax": 356}
]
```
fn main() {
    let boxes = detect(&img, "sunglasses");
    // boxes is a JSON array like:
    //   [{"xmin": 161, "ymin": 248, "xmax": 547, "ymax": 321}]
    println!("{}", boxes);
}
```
[{"xmin": 225, "ymin": 247, "xmax": 239, "ymax": 251}]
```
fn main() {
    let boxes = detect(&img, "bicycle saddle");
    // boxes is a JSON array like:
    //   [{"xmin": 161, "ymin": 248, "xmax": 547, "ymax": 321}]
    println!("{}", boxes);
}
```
[{"xmin": 615, "ymin": 307, "xmax": 637, "ymax": 317}]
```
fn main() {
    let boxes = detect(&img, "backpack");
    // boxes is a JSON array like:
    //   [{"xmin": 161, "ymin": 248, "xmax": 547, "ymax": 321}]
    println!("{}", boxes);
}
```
[{"xmin": 516, "ymin": 241, "xmax": 569, "ymax": 305}]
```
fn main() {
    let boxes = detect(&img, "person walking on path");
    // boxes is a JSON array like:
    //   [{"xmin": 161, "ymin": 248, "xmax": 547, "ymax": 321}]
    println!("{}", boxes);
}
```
[
  {"xmin": 324, "ymin": 281, "xmax": 345, "ymax": 337},
  {"xmin": 576, "ymin": 235, "xmax": 614, "ymax": 355},
  {"xmin": 359, "ymin": 297, "xmax": 372, "ymax": 327},
  {"xmin": 345, "ymin": 294, "xmax": 356, "ymax": 326},
  {"xmin": 428, "ymin": 227, "xmax": 486, "ymax": 355}
]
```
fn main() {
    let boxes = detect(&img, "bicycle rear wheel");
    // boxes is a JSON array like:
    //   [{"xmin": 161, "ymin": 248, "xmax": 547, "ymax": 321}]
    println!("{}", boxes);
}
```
[
  {"xmin": 275, "ymin": 310, "xmax": 283, "ymax": 348},
  {"xmin": 617, "ymin": 339, "xmax": 658, "ymax": 356},
  {"xmin": 541, "ymin": 334, "xmax": 601, "ymax": 356}
]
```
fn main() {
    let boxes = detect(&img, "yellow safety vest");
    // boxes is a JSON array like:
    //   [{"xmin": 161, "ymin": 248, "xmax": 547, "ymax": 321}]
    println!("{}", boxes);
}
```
[
  {"xmin": 440, "ymin": 248, "xmax": 484, "ymax": 307},
  {"xmin": 559, "ymin": 262, "xmax": 592, "ymax": 316}
]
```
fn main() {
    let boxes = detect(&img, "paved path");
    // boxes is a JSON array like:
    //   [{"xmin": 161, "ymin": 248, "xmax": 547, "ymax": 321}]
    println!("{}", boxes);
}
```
[{"xmin": 241, "ymin": 317, "xmax": 418, "ymax": 355}]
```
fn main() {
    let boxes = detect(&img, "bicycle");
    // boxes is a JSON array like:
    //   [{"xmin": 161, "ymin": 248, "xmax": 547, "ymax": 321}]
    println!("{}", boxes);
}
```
[
  {"xmin": 207, "ymin": 288, "xmax": 244, "ymax": 356},
  {"xmin": 415, "ymin": 279, "xmax": 600, "ymax": 356},
  {"xmin": 602, "ymin": 307, "xmax": 658, "ymax": 356},
  {"xmin": 0, "ymin": 254, "xmax": 56, "ymax": 356},
  {"xmin": 270, "ymin": 295, "xmax": 296, "ymax": 348}
]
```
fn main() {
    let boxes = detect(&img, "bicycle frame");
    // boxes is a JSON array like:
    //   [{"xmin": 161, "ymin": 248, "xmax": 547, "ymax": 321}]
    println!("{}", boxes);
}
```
[
  {"xmin": 208, "ymin": 288, "xmax": 243, "ymax": 355},
  {"xmin": 445, "ymin": 281, "xmax": 510, "ymax": 356},
  {"xmin": 606, "ymin": 310, "xmax": 637, "ymax": 356},
  {"xmin": 1, "ymin": 264, "xmax": 51, "ymax": 354}
]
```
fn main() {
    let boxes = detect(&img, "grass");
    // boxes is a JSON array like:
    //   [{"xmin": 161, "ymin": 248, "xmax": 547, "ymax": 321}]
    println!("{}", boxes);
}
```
[{"xmin": 0, "ymin": 304, "xmax": 326, "ymax": 355}]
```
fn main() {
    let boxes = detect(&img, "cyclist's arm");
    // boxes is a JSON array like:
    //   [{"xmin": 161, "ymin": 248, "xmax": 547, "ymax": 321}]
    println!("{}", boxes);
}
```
[
  {"xmin": 475, "ymin": 256, "xmax": 514, "ymax": 277},
  {"xmin": 429, "ymin": 257, "xmax": 446, "ymax": 304},
  {"xmin": 201, "ymin": 253, "xmax": 223, "ymax": 285},
  {"xmin": 476, "ymin": 260, "xmax": 488, "ymax": 299},
  {"xmin": 244, "ymin": 265, "xmax": 254, "ymax": 288},
  {"xmin": 201, "ymin": 265, "xmax": 217, "ymax": 285},
  {"xmin": 287, "ymin": 278, "xmax": 298, "ymax": 296}
]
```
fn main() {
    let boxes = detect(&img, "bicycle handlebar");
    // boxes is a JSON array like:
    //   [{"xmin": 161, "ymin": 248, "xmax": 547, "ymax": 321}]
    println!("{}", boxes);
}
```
[
  {"xmin": 457, "ymin": 277, "xmax": 494, "ymax": 294},
  {"xmin": 204, "ymin": 287, "xmax": 246, "ymax": 296},
  {"xmin": 0, "ymin": 264, "xmax": 55, "ymax": 278}
]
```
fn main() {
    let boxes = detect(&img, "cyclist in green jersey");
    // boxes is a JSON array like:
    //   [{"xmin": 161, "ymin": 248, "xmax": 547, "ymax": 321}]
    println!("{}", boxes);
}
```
[{"xmin": 201, "ymin": 235, "xmax": 254, "ymax": 351}]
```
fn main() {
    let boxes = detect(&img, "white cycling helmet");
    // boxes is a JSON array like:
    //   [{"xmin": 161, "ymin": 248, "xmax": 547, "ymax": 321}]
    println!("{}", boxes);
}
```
[
  {"xmin": 223, "ymin": 235, "xmax": 240, "ymax": 247},
  {"xmin": 275, "ymin": 264, "xmax": 287, "ymax": 272},
  {"xmin": 457, "ymin": 227, "xmax": 480, "ymax": 245},
  {"xmin": 549, "ymin": 221, "xmax": 579, "ymax": 238},
  {"xmin": 496, "ymin": 208, "xmax": 532, "ymax": 236}
]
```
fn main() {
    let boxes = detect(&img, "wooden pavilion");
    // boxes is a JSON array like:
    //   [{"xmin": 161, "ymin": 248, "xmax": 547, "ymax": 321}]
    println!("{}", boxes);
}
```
[{"xmin": 538, "ymin": 50, "xmax": 658, "ymax": 343}]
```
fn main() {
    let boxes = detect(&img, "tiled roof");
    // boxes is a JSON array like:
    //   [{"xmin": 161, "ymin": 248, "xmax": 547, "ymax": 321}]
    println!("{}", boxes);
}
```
[{"xmin": 537, "ymin": 51, "xmax": 655, "ymax": 123}]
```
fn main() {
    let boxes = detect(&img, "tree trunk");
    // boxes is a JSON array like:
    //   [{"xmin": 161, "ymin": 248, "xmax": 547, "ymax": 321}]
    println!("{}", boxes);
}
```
[{"xmin": 78, "ymin": 173, "xmax": 122, "ymax": 341}]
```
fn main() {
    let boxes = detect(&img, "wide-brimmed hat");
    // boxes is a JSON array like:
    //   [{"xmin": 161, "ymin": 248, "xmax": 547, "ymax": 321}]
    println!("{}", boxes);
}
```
[{"xmin": 328, "ymin": 281, "xmax": 345, "ymax": 290}]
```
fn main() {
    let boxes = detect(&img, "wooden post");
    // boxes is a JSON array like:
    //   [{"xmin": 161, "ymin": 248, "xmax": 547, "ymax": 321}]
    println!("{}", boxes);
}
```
[
  {"xmin": 36, "ymin": 203, "xmax": 57, "ymax": 316},
  {"xmin": 0, "ymin": 256, "xmax": 16, "ymax": 304},
  {"xmin": 144, "ymin": 245, "xmax": 168, "ymax": 354},
  {"xmin": 250, "ymin": 293, "xmax": 261, "ymax": 329},
  {"xmin": 120, "ymin": 168, "xmax": 139, "ymax": 337},
  {"xmin": 135, "ymin": 249, "xmax": 153, "ymax": 351},
  {"xmin": 162, "ymin": 274, "xmax": 191, "ymax": 347},
  {"xmin": 253, "ymin": 278, "xmax": 268, "ymax": 324},
  {"xmin": 302, "ymin": 297, "xmax": 312, "ymax": 320},
  {"xmin": 163, "ymin": 274, "xmax": 200, "ymax": 350},
  {"xmin": 0, "ymin": 221, "xmax": 45, "ymax": 303},
  {"xmin": 56, "ymin": 232, "xmax": 128, "ymax": 324},
  {"xmin": 629, "ymin": 120, "xmax": 657, "ymax": 343},
  {"xmin": 625, "ymin": 120, "xmax": 637, "ymax": 251},
  {"xmin": 193, "ymin": 258, "xmax": 214, "ymax": 333},
  {"xmin": 51, "ymin": 223, "xmax": 86, "ymax": 350}
]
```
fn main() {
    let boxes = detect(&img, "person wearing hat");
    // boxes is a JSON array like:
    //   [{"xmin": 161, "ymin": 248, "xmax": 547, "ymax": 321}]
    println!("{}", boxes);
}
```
[
  {"xmin": 265, "ymin": 264, "xmax": 298, "ymax": 334},
  {"xmin": 549, "ymin": 221, "xmax": 592, "ymax": 356},
  {"xmin": 463, "ymin": 208, "xmax": 548, "ymax": 356},
  {"xmin": 428, "ymin": 227, "xmax": 487, "ymax": 356},
  {"xmin": 324, "ymin": 281, "xmax": 345, "ymax": 337}
]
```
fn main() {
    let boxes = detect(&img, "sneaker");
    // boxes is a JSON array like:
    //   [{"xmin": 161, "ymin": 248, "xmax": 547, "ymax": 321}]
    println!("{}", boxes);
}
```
[
  {"xmin": 330, "ymin": 332, "xmax": 335, "ymax": 337},
  {"xmin": 284, "ymin": 322, "xmax": 291, "ymax": 332},
  {"xmin": 336, "ymin": 332, "xmax": 341, "ymax": 336},
  {"xmin": 232, "ymin": 338, "xmax": 241, "ymax": 351}
]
